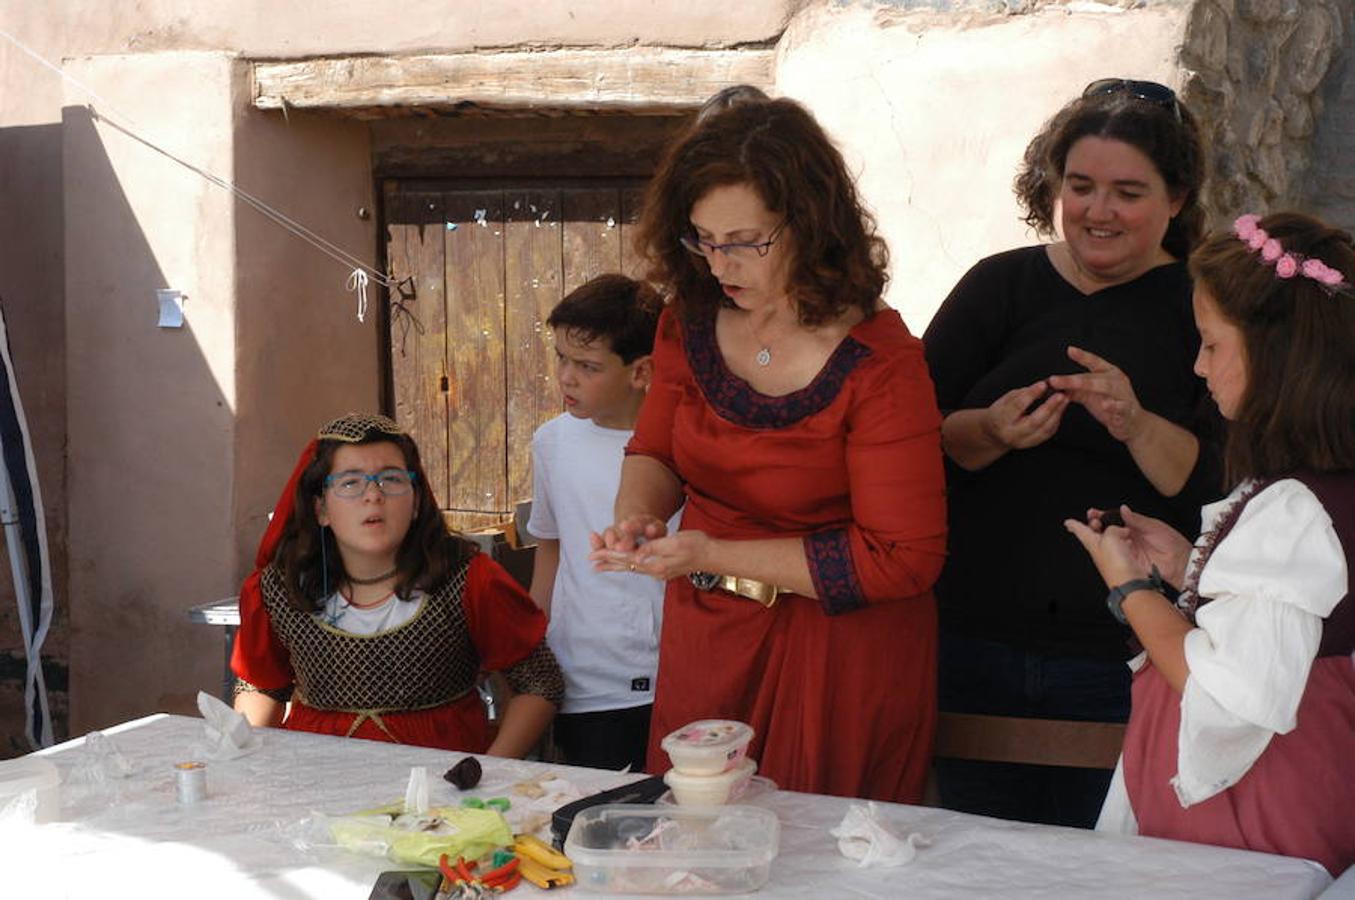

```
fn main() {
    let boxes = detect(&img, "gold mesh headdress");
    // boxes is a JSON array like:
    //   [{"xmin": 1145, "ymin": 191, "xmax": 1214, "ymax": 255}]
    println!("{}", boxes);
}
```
[{"xmin": 317, "ymin": 412, "xmax": 404, "ymax": 443}]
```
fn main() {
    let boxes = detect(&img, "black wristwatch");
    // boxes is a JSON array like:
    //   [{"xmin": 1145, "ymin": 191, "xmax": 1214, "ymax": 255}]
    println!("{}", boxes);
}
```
[{"xmin": 1106, "ymin": 569, "xmax": 1166, "ymax": 625}]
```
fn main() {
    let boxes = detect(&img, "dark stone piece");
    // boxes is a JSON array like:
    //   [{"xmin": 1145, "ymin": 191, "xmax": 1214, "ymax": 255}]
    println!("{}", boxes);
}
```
[{"xmin": 443, "ymin": 756, "xmax": 482, "ymax": 790}]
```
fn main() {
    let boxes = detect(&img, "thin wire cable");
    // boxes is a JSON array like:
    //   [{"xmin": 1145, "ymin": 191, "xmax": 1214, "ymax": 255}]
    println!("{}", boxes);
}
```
[
  {"xmin": 91, "ymin": 112, "xmax": 398, "ymax": 289},
  {"xmin": 1, "ymin": 26, "xmax": 397, "ymax": 293}
]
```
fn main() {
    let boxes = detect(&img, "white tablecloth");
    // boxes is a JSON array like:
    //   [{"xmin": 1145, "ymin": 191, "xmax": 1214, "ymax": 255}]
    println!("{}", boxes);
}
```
[{"xmin": 4, "ymin": 714, "xmax": 1332, "ymax": 898}]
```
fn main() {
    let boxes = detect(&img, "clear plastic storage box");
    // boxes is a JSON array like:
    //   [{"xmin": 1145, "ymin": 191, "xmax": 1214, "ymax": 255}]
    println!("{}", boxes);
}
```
[{"xmin": 564, "ymin": 803, "xmax": 779, "ymax": 895}]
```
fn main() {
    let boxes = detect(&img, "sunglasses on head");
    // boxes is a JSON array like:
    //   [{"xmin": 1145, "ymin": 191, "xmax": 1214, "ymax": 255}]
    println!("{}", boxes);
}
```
[{"xmin": 1082, "ymin": 78, "xmax": 1180, "ymax": 120}]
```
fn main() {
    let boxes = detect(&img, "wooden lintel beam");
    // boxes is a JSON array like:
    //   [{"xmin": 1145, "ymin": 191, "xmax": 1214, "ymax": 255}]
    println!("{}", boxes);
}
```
[{"xmin": 251, "ymin": 48, "xmax": 775, "ymax": 113}]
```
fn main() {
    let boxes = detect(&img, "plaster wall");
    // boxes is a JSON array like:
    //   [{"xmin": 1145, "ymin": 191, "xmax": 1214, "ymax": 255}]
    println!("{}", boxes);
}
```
[
  {"xmin": 777, "ymin": 3, "xmax": 1192, "ymax": 330},
  {"xmin": 63, "ymin": 52, "xmax": 240, "ymax": 730},
  {"xmin": 1, "ymin": 1, "xmax": 795, "ymax": 59},
  {"xmin": 0, "ymin": 0, "xmax": 796, "ymax": 744},
  {"xmin": 231, "ymin": 102, "xmax": 380, "ymax": 580},
  {"xmin": 0, "ymin": 12, "xmax": 71, "ymax": 753}
]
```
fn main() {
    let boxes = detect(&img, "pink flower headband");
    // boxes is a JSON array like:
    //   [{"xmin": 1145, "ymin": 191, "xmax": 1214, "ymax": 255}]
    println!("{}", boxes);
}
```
[{"xmin": 1233, "ymin": 214, "xmax": 1351, "ymax": 293}]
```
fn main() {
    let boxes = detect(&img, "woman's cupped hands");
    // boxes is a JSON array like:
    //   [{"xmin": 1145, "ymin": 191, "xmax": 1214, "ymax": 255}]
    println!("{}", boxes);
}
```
[
  {"xmin": 982, "ymin": 379, "xmax": 1069, "ymax": 451},
  {"xmin": 1064, "ymin": 504, "xmax": 1193, "ymax": 590},
  {"xmin": 1048, "ymin": 346, "xmax": 1147, "ymax": 443},
  {"xmin": 588, "ymin": 516, "xmax": 713, "ymax": 581}
]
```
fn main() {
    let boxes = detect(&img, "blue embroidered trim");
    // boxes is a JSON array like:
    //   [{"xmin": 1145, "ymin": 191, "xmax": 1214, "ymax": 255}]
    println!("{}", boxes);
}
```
[
  {"xmin": 682, "ymin": 313, "xmax": 872, "ymax": 429},
  {"xmin": 805, "ymin": 529, "xmax": 865, "ymax": 615}
]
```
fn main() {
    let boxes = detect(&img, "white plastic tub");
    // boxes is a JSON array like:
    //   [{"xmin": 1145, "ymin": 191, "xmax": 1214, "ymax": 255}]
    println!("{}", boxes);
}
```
[
  {"xmin": 565, "ymin": 803, "xmax": 779, "ymax": 895},
  {"xmin": 0, "ymin": 757, "xmax": 60, "ymax": 824},
  {"xmin": 662, "ymin": 758, "xmax": 756, "ymax": 807},
  {"xmin": 660, "ymin": 720, "xmax": 753, "ymax": 776}
]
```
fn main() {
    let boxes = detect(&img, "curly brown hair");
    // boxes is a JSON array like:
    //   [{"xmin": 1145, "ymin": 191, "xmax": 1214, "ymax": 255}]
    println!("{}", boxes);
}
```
[
  {"xmin": 636, "ymin": 97, "xmax": 888, "ymax": 328},
  {"xmin": 1015, "ymin": 88, "xmax": 1207, "ymax": 260},
  {"xmin": 1189, "ymin": 212, "xmax": 1355, "ymax": 486},
  {"xmin": 273, "ymin": 430, "xmax": 476, "ymax": 612}
]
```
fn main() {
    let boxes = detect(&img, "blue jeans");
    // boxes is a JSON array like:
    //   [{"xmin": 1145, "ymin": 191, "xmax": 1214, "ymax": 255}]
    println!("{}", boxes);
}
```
[{"xmin": 935, "ymin": 633, "xmax": 1131, "ymax": 828}]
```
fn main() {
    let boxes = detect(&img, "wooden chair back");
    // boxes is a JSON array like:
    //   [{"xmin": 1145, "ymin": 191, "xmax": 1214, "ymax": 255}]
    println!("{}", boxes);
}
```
[{"xmin": 933, "ymin": 712, "xmax": 1126, "ymax": 770}]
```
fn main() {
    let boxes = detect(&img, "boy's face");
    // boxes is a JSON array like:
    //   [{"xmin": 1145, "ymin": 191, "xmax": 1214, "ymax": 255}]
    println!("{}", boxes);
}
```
[{"xmin": 553, "ymin": 327, "xmax": 651, "ymax": 429}]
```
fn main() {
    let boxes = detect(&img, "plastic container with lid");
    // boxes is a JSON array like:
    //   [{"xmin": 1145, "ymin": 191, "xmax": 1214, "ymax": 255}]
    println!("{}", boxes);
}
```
[
  {"xmin": 0, "ymin": 757, "xmax": 60, "ymax": 824},
  {"xmin": 662, "ymin": 758, "xmax": 756, "ymax": 807},
  {"xmin": 565, "ymin": 803, "xmax": 779, "ymax": 895},
  {"xmin": 660, "ymin": 720, "xmax": 753, "ymax": 776}
]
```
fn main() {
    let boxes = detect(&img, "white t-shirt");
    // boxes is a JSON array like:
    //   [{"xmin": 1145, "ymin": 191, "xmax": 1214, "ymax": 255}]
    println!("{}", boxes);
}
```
[
  {"xmin": 317, "ymin": 590, "xmax": 425, "ymax": 635},
  {"xmin": 528, "ymin": 413, "xmax": 670, "ymax": 715}
]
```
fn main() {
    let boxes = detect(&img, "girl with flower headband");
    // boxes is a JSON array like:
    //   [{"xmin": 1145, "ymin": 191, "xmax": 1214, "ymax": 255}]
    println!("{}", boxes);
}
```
[
  {"xmin": 1067, "ymin": 212, "xmax": 1355, "ymax": 875},
  {"xmin": 231, "ymin": 412, "xmax": 563, "ymax": 756}
]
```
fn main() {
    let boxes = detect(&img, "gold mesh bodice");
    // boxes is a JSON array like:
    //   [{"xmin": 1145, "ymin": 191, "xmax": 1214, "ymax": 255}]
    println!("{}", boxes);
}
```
[{"xmin": 260, "ymin": 563, "xmax": 477, "ymax": 712}]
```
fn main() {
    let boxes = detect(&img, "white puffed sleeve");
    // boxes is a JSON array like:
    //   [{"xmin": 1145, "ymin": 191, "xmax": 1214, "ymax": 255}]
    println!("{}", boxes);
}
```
[{"xmin": 1173, "ymin": 479, "xmax": 1347, "ymax": 806}]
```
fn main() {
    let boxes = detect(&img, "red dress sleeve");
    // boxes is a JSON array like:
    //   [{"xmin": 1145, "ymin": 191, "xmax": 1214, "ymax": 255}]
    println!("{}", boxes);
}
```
[
  {"xmin": 626, "ymin": 308, "xmax": 683, "ymax": 472},
  {"xmin": 804, "ymin": 335, "xmax": 948, "ymax": 612},
  {"xmin": 229, "ymin": 568, "xmax": 295, "ymax": 690},
  {"xmin": 462, "ymin": 553, "xmax": 549, "ymax": 672}
]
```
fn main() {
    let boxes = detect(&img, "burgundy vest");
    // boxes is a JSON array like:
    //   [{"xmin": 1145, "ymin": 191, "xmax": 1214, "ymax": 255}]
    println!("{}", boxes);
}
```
[
  {"xmin": 1190, "ymin": 472, "xmax": 1355, "ymax": 656},
  {"xmin": 1294, "ymin": 472, "xmax": 1355, "ymax": 657}
]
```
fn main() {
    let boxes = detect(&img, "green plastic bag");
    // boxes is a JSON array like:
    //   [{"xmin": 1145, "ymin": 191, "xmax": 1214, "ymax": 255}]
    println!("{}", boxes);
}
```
[{"xmin": 329, "ymin": 803, "xmax": 513, "ymax": 867}]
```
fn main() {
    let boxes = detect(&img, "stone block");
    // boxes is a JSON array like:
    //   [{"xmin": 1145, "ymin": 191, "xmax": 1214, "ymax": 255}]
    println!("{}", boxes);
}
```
[
  {"xmin": 1237, "ymin": 0, "xmax": 1300, "ymax": 25},
  {"xmin": 1184, "ymin": 0, "xmax": 1229, "ymax": 71},
  {"xmin": 1285, "ymin": 6, "xmax": 1338, "ymax": 95}
]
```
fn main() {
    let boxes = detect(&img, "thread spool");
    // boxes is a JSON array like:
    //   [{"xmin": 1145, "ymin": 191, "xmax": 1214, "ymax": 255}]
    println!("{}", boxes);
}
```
[{"xmin": 174, "ymin": 761, "xmax": 207, "ymax": 804}]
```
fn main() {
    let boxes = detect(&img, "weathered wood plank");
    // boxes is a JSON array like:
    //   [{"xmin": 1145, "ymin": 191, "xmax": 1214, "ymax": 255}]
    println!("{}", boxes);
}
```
[
  {"xmin": 385, "ymin": 186, "xmax": 450, "ymax": 507},
  {"xmin": 253, "ymin": 48, "xmax": 775, "ymax": 114},
  {"xmin": 620, "ymin": 186, "xmax": 650, "ymax": 280},
  {"xmin": 443, "ymin": 190, "xmax": 508, "ymax": 530},
  {"xmin": 561, "ymin": 188, "xmax": 623, "ymax": 294},
  {"xmin": 504, "ymin": 189, "xmax": 563, "ymax": 509},
  {"xmin": 373, "ymin": 115, "xmax": 689, "ymax": 180}
]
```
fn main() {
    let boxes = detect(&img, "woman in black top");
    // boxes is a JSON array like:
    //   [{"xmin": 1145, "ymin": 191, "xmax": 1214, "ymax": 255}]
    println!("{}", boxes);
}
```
[{"xmin": 922, "ymin": 80, "xmax": 1221, "ymax": 827}]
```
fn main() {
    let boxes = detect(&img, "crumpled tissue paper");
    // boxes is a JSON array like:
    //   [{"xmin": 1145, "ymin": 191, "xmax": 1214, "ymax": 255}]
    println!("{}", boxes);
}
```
[
  {"xmin": 830, "ymin": 802, "xmax": 929, "ymax": 867},
  {"xmin": 197, "ymin": 690, "xmax": 261, "ymax": 759}
]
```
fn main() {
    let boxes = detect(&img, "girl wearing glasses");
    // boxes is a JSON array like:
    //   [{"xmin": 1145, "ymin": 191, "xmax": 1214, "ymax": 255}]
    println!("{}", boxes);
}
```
[
  {"xmin": 923, "ymin": 81, "xmax": 1222, "ymax": 826},
  {"xmin": 592, "ymin": 98, "xmax": 947, "ymax": 802},
  {"xmin": 231, "ymin": 413, "xmax": 563, "ymax": 756}
]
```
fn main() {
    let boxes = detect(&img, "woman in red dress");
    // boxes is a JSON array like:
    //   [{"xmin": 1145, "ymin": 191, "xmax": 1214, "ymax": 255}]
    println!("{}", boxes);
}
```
[
  {"xmin": 592, "ymin": 99, "xmax": 947, "ymax": 801},
  {"xmin": 232, "ymin": 412, "xmax": 562, "ymax": 756}
]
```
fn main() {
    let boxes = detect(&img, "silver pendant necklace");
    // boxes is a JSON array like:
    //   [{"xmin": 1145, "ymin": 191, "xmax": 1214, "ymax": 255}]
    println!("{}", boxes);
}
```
[{"xmin": 747, "ymin": 312, "xmax": 774, "ymax": 367}]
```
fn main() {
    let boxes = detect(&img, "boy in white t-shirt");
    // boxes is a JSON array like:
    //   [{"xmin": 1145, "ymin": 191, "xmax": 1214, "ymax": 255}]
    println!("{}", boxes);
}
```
[{"xmin": 527, "ymin": 273, "xmax": 666, "ymax": 771}]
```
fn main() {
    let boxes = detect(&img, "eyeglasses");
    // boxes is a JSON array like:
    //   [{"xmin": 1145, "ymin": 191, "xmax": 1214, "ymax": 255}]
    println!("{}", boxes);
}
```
[
  {"xmin": 1082, "ymin": 78, "xmax": 1181, "ymax": 121},
  {"xmin": 324, "ymin": 468, "xmax": 418, "ymax": 499},
  {"xmin": 679, "ymin": 221, "xmax": 788, "ymax": 261}
]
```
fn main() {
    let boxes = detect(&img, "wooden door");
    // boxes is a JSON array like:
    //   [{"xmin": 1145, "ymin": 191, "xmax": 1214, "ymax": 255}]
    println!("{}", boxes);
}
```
[{"xmin": 384, "ymin": 180, "xmax": 647, "ymax": 530}]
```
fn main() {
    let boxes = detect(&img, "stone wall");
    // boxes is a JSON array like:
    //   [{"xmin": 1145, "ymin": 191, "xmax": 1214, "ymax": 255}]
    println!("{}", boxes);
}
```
[
  {"xmin": 1303, "ymin": 13, "xmax": 1355, "ymax": 232},
  {"xmin": 1181, "ymin": 0, "xmax": 1351, "ymax": 222}
]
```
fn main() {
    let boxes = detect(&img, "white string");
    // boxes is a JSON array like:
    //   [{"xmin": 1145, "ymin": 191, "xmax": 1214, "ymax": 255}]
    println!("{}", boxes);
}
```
[
  {"xmin": 347, "ymin": 268, "xmax": 370, "ymax": 323},
  {"xmin": 0, "ymin": 26, "xmax": 398, "ymax": 298},
  {"xmin": 0, "ymin": 26, "xmax": 134, "ymax": 124}
]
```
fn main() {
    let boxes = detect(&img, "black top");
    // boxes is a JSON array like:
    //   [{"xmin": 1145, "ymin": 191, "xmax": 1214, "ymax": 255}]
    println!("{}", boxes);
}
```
[{"xmin": 923, "ymin": 246, "xmax": 1223, "ymax": 659}]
